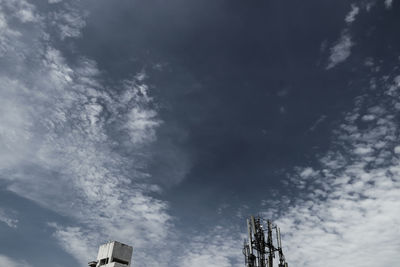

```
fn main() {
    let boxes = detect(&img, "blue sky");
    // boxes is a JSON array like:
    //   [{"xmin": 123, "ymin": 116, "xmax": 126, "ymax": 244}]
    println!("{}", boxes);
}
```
[{"xmin": 0, "ymin": 0, "xmax": 400, "ymax": 266}]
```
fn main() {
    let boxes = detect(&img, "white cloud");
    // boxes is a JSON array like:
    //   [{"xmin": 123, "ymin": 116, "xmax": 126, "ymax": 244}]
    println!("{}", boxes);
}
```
[
  {"xmin": 361, "ymin": 114, "xmax": 375, "ymax": 121},
  {"xmin": 353, "ymin": 146, "xmax": 373, "ymax": 155},
  {"xmin": 325, "ymin": 3, "xmax": 363, "ymax": 70},
  {"xmin": 364, "ymin": 57, "xmax": 374, "ymax": 67},
  {"xmin": 299, "ymin": 167, "xmax": 319, "ymax": 179},
  {"xmin": 309, "ymin": 114, "xmax": 327, "ymax": 132},
  {"xmin": 3, "ymin": 1, "xmax": 397, "ymax": 266},
  {"xmin": 0, "ymin": 255, "xmax": 31, "ymax": 267},
  {"xmin": 0, "ymin": 0, "xmax": 39, "ymax": 23},
  {"xmin": 49, "ymin": 4, "xmax": 86, "ymax": 39},
  {"xmin": 177, "ymin": 227, "xmax": 243, "ymax": 267},
  {"xmin": 345, "ymin": 4, "xmax": 360, "ymax": 24},
  {"xmin": 394, "ymin": 75, "xmax": 400, "ymax": 86},
  {"xmin": 327, "ymin": 31, "xmax": 354, "ymax": 69},
  {"xmin": 0, "ymin": 208, "xmax": 18, "ymax": 228},
  {"xmin": 16, "ymin": 9, "xmax": 38, "ymax": 23},
  {"xmin": 0, "ymin": 1, "xmax": 173, "ymax": 266},
  {"xmin": 124, "ymin": 107, "xmax": 161, "ymax": 145},
  {"xmin": 277, "ymin": 89, "xmax": 289, "ymax": 97},
  {"xmin": 268, "ymin": 72, "xmax": 400, "ymax": 267},
  {"xmin": 48, "ymin": 223, "xmax": 97, "ymax": 264},
  {"xmin": 385, "ymin": 0, "xmax": 394, "ymax": 9}
]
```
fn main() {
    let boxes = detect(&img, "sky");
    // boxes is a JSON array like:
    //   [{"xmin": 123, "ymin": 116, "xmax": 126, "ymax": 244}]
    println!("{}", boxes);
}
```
[{"xmin": 0, "ymin": 0, "xmax": 400, "ymax": 266}]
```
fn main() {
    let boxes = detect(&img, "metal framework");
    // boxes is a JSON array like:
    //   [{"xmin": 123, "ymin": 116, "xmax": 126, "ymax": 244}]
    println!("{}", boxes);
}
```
[{"xmin": 243, "ymin": 216, "xmax": 288, "ymax": 267}]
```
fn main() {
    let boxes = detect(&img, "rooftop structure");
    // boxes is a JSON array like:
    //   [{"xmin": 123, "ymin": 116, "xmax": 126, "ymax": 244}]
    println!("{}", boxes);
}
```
[{"xmin": 88, "ymin": 241, "xmax": 133, "ymax": 267}]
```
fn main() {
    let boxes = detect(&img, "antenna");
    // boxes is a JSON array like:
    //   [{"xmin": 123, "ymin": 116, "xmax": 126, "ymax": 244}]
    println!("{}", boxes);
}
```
[
  {"xmin": 243, "ymin": 216, "xmax": 289, "ymax": 267},
  {"xmin": 266, "ymin": 220, "xmax": 274, "ymax": 267}
]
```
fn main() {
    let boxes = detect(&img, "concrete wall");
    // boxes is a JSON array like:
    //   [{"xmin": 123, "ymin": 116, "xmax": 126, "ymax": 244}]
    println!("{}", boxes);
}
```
[
  {"xmin": 111, "ymin": 242, "xmax": 133, "ymax": 264},
  {"xmin": 104, "ymin": 263, "xmax": 129, "ymax": 267},
  {"xmin": 96, "ymin": 241, "xmax": 133, "ymax": 267}
]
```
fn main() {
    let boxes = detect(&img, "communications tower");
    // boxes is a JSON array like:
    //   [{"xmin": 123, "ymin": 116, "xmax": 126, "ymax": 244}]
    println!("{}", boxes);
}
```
[{"xmin": 243, "ymin": 216, "xmax": 288, "ymax": 267}]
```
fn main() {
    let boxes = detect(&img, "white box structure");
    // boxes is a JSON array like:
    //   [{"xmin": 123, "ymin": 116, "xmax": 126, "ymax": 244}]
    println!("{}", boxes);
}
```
[{"xmin": 89, "ymin": 241, "xmax": 133, "ymax": 267}]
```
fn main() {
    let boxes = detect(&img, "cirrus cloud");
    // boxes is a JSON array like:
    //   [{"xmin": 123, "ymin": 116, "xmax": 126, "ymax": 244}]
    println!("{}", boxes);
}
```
[{"xmin": 0, "ymin": 1, "xmax": 173, "ymax": 265}]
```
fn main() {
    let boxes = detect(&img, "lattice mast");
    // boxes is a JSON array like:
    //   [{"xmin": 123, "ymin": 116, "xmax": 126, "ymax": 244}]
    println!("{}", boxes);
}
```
[{"xmin": 243, "ymin": 216, "xmax": 288, "ymax": 267}]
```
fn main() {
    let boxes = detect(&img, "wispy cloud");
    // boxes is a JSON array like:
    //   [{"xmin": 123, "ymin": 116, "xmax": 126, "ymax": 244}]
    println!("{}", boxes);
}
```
[
  {"xmin": 49, "ymin": 3, "xmax": 87, "ymax": 39},
  {"xmin": 267, "ymin": 73, "xmax": 400, "ymax": 267},
  {"xmin": 0, "ymin": 1, "xmax": 172, "ymax": 265},
  {"xmin": 48, "ymin": 0, "xmax": 63, "ymax": 4},
  {"xmin": 0, "ymin": 208, "xmax": 18, "ymax": 228},
  {"xmin": 345, "ymin": 4, "xmax": 360, "ymax": 24},
  {"xmin": 326, "ymin": 31, "xmax": 354, "ymax": 69},
  {"xmin": 326, "ymin": 3, "xmax": 363, "ymax": 69},
  {"xmin": 309, "ymin": 114, "xmax": 327, "ymax": 132},
  {"xmin": 385, "ymin": 0, "xmax": 394, "ymax": 9},
  {"xmin": 0, "ymin": 255, "xmax": 31, "ymax": 267},
  {"xmin": 177, "ymin": 226, "xmax": 243, "ymax": 267}
]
